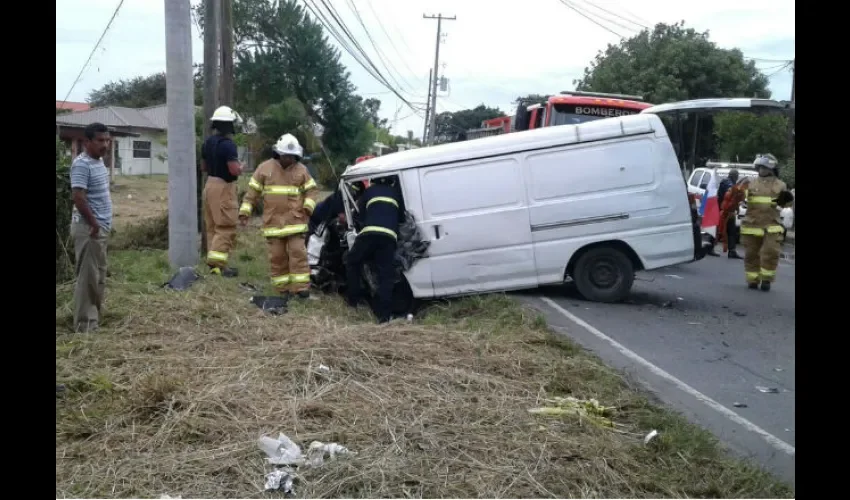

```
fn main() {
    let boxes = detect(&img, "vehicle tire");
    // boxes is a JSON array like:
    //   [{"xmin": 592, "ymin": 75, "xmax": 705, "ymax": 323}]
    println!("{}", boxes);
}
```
[{"xmin": 572, "ymin": 246, "xmax": 635, "ymax": 303}]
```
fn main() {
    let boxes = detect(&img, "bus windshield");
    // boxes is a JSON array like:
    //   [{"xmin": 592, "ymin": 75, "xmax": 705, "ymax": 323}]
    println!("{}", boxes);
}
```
[{"xmin": 549, "ymin": 103, "xmax": 643, "ymax": 127}]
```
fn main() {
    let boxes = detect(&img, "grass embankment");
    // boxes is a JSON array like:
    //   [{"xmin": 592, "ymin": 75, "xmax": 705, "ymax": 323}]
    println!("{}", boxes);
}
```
[{"xmin": 55, "ymin": 176, "xmax": 791, "ymax": 498}]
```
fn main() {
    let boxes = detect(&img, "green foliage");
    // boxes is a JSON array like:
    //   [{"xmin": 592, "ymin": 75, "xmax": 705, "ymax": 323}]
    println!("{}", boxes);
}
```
[
  {"xmin": 574, "ymin": 22, "xmax": 771, "ymax": 103},
  {"xmin": 714, "ymin": 112, "xmax": 790, "ymax": 164},
  {"xmin": 195, "ymin": 0, "xmax": 372, "ymax": 163},
  {"xmin": 435, "ymin": 104, "xmax": 505, "ymax": 139},
  {"xmin": 87, "ymin": 71, "xmax": 204, "ymax": 108},
  {"xmin": 109, "ymin": 213, "xmax": 169, "ymax": 251},
  {"xmin": 56, "ymin": 138, "xmax": 73, "ymax": 283}
]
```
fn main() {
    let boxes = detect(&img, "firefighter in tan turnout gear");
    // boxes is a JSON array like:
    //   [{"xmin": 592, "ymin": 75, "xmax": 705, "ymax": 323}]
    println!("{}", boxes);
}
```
[
  {"xmin": 201, "ymin": 106, "xmax": 243, "ymax": 277},
  {"xmin": 239, "ymin": 134, "xmax": 319, "ymax": 298},
  {"xmin": 740, "ymin": 154, "xmax": 794, "ymax": 291}
]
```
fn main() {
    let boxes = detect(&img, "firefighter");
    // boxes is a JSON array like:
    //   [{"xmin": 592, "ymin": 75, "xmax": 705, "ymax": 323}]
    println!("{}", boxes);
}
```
[
  {"xmin": 201, "ymin": 106, "xmax": 243, "ymax": 276},
  {"xmin": 740, "ymin": 154, "xmax": 794, "ymax": 291},
  {"xmin": 345, "ymin": 177, "xmax": 403, "ymax": 323},
  {"xmin": 239, "ymin": 134, "xmax": 319, "ymax": 299},
  {"xmin": 717, "ymin": 170, "xmax": 745, "ymax": 259}
]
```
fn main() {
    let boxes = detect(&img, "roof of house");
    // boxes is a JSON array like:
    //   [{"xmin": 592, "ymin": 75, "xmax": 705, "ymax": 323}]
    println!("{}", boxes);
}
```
[
  {"xmin": 56, "ymin": 104, "xmax": 169, "ymax": 130},
  {"xmin": 56, "ymin": 101, "xmax": 91, "ymax": 112}
]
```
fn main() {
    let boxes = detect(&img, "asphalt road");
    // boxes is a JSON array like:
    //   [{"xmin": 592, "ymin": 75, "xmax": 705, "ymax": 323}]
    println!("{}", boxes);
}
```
[{"xmin": 520, "ymin": 245, "xmax": 796, "ymax": 487}]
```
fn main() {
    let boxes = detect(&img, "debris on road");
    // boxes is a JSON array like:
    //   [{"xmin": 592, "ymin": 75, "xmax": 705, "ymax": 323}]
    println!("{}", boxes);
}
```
[
  {"xmin": 734, "ymin": 311, "xmax": 747, "ymax": 317},
  {"xmin": 774, "ymin": 367, "xmax": 783, "ymax": 372},
  {"xmin": 643, "ymin": 429, "xmax": 659, "ymax": 444},
  {"xmin": 733, "ymin": 402, "xmax": 748, "ymax": 408},
  {"xmin": 755, "ymin": 386, "xmax": 780, "ymax": 394},
  {"xmin": 665, "ymin": 274, "xmax": 683, "ymax": 279},
  {"xmin": 529, "ymin": 396, "xmax": 615, "ymax": 427}
]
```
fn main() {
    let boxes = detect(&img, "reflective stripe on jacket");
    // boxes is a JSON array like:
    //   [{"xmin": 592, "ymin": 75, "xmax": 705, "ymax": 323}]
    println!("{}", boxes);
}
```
[{"xmin": 240, "ymin": 159, "xmax": 319, "ymax": 237}]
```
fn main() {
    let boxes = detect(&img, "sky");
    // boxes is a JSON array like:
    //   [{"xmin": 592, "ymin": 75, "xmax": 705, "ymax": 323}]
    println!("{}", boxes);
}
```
[{"xmin": 56, "ymin": 0, "xmax": 795, "ymax": 142}]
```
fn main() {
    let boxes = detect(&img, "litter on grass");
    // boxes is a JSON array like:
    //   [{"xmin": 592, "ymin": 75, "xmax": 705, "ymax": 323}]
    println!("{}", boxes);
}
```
[
  {"xmin": 529, "ymin": 396, "xmax": 616, "ymax": 427},
  {"xmin": 644, "ymin": 430, "xmax": 659, "ymax": 445},
  {"xmin": 258, "ymin": 432, "xmax": 354, "ymax": 493},
  {"xmin": 162, "ymin": 267, "xmax": 200, "ymax": 291}
]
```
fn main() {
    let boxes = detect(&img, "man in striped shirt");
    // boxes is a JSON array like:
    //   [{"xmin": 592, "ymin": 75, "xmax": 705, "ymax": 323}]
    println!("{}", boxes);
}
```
[{"xmin": 70, "ymin": 122, "xmax": 113, "ymax": 333}]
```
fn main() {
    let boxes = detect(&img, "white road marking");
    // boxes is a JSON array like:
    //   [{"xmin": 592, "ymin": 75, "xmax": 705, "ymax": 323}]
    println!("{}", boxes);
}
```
[{"xmin": 538, "ymin": 296, "xmax": 796, "ymax": 457}]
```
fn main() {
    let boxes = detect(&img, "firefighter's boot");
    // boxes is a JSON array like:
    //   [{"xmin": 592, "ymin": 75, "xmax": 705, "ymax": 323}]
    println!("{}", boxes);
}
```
[
  {"xmin": 728, "ymin": 250, "xmax": 742, "ymax": 259},
  {"xmin": 760, "ymin": 281, "xmax": 771, "ymax": 292}
]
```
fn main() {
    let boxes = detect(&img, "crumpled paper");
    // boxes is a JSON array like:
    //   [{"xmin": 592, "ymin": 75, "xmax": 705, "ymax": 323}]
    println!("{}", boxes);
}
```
[
  {"xmin": 528, "ymin": 396, "xmax": 616, "ymax": 427},
  {"xmin": 258, "ymin": 433, "xmax": 354, "ymax": 493}
]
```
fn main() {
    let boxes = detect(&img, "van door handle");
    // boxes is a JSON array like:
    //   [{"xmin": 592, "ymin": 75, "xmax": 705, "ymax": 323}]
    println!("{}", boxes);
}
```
[{"xmin": 433, "ymin": 225, "xmax": 441, "ymax": 239}]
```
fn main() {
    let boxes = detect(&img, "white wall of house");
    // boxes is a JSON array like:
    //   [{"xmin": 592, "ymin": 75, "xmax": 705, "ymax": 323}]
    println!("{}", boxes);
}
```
[{"xmin": 113, "ymin": 129, "xmax": 168, "ymax": 176}]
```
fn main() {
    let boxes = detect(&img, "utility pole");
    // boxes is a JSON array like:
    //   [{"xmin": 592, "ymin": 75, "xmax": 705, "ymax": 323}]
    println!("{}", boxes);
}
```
[
  {"xmin": 219, "ymin": 0, "xmax": 234, "ymax": 106},
  {"xmin": 423, "ymin": 13, "xmax": 455, "ymax": 145},
  {"xmin": 788, "ymin": 58, "xmax": 795, "ymax": 155},
  {"xmin": 422, "ymin": 68, "xmax": 432, "ymax": 142},
  {"xmin": 165, "ymin": 0, "xmax": 199, "ymax": 268},
  {"xmin": 200, "ymin": 0, "xmax": 220, "ymax": 255}
]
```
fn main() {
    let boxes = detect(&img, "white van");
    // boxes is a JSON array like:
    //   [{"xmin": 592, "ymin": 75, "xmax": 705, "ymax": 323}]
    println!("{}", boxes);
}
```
[{"xmin": 336, "ymin": 113, "xmax": 706, "ymax": 303}]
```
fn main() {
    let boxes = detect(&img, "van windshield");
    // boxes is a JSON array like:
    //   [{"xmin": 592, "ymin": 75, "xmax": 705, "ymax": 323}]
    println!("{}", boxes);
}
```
[{"xmin": 549, "ymin": 103, "xmax": 643, "ymax": 126}]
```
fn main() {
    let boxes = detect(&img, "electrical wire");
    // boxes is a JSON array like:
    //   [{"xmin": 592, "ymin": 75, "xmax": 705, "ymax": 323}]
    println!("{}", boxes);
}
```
[
  {"xmin": 59, "ymin": 0, "xmax": 126, "ymax": 107},
  {"xmin": 557, "ymin": 0, "xmax": 624, "ymax": 38},
  {"xmin": 581, "ymin": 0, "xmax": 648, "ymax": 29},
  {"xmin": 305, "ymin": 0, "xmax": 419, "ymax": 113},
  {"xmin": 573, "ymin": 0, "xmax": 640, "ymax": 33},
  {"xmin": 363, "ymin": 0, "xmax": 423, "ymax": 87},
  {"xmin": 765, "ymin": 61, "xmax": 793, "ymax": 78},
  {"xmin": 345, "ymin": 0, "xmax": 416, "ymax": 93}
]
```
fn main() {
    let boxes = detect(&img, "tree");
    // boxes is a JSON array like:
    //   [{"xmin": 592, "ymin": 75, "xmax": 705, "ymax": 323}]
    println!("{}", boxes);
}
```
[
  {"xmin": 574, "ymin": 22, "xmax": 771, "ymax": 104},
  {"xmin": 713, "ymin": 112, "xmax": 790, "ymax": 164},
  {"xmin": 87, "ymin": 71, "xmax": 204, "ymax": 108},
  {"xmin": 434, "ymin": 104, "xmax": 504, "ymax": 140},
  {"xmin": 195, "ymin": 0, "xmax": 372, "ymax": 163},
  {"xmin": 363, "ymin": 98, "xmax": 388, "ymax": 128}
]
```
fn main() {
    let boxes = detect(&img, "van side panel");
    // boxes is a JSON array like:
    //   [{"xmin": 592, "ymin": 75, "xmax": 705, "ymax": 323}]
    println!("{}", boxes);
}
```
[
  {"xmin": 396, "ymin": 172, "xmax": 435, "ymax": 298},
  {"xmin": 418, "ymin": 157, "xmax": 537, "ymax": 296},
  {"xmin": 524, "ymin": 131, "xmax": 694, "ymax": 285}
]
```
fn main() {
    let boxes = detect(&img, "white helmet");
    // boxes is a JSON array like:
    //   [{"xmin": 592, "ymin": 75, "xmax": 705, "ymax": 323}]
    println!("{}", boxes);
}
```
[
  {"xmin": 753, "ymin": 153, "xmax": 778, "ymax": 171},
  {"xmin": 272, "ymin": 133, "xmax": 304, "ymax": 158},
  {"xmin": 211, "ymin": 105, "xmax": 242, "ymax": 124}
]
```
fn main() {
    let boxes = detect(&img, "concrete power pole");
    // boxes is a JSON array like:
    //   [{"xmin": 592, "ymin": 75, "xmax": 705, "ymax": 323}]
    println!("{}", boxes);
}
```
[
  {"xmin": 423, "ymin": 13, "xmax": 455, "ymax": 145},
  {"xmin": 219, "ymin": 0, "xmax": 234, "ymax": 106},
  {"xmin": 422, "ymin": 68, "xmax": 432, "ymax": 142},
  {"xmin": 165, "ymin": 0, "xmax": 199, "ymax": 268},
  {"xmin": 200, "ymin": 0, "xmax": 220, "ymax": 255},
  {"xmin": 788, "ymin": 58, "xmax": 795, "ymax": 155}
]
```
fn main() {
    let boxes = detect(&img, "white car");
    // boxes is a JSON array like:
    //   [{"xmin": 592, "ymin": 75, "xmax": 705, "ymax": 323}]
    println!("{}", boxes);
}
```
[{"xmin": 686, "ymin": 165, "xmax": 758, "ymax": 227}]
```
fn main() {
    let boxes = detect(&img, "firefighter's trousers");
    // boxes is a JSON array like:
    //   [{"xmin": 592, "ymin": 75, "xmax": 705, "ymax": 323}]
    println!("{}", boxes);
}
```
[
  {"xmin": 267, "ymin": 234, "xmax": 310, "ymax": 294},
  {"xmin": 346, "ymin": 233, "xmax": 397, "ymax": 322},
  {"xmin": 203, "ymin": 177, "xmax": 238, "ymax": 268},
  {"xmin": 741, "ymin": 231, "xmax": 782, "ymax": 284}
]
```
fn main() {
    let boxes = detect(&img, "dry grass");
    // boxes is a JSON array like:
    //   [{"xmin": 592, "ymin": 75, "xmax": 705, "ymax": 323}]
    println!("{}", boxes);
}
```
[
  {"xmin": 111, "ymin": 175, "xmax": 170, "ymax": 229},
  {"xmin": 56, "ymin": 191, "xmax": 792, "ymax": 499}
]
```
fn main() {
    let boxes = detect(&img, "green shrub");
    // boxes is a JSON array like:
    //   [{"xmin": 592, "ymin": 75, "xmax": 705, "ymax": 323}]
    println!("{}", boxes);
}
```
[
  {"xmin": 110, "ymin": 213, "xmax": 169, "ymax": 251},
  {"xmin": 56, "ymin": 138, "xmax": 73, "ymax": 283}
]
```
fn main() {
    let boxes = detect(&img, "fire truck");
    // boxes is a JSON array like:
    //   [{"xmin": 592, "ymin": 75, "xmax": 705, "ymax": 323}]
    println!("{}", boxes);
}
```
[{"xmin": 465, "ymin": 90, "xmax": 653, "ymax": 140}]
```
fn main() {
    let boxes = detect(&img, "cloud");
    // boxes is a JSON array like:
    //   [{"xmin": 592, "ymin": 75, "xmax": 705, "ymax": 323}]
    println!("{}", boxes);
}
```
[{"xmin": 56, "ymin": 0, "xmax": 794, "ymax": 140}]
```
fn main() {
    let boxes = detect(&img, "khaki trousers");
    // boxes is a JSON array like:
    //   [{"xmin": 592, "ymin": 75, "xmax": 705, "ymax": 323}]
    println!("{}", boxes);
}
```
[
  {"xmin": 72, "ymin": 220, "xmax": 109, "ymax": 332},
  {"xmin": 267, "ymin": 235, "xmax": 310, "ymax": 293},
  {"xmin": 203, "ymin": 177, "xmax": 238, "ymax": 268},
  {"xmin": 742, "ymin": 233, "xmax": 782, "ymax": 283}
]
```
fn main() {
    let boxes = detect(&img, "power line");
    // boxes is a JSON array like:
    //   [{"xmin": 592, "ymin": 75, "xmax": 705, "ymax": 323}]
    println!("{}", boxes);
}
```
[
  {"xmin": 59, "ymin": 0, "xmax": 126, "ymax": 107},
  {"xmin": 765, "ymin": 61, "xmax": 793, "ymax": 78},
  {"xmin": 558, "ymin": 0, "xmax": 624, "ymax": 38},
  {"xmin": 574, "ymin": 0, "xmax": 641, "ymax": 33},
  {"xmin": 363, "ymin": 0, "xmax": 423, "ymax": 87},
  {"xmin": 344, "ymin": 0, "xmax": 414, "ymax": 93}
]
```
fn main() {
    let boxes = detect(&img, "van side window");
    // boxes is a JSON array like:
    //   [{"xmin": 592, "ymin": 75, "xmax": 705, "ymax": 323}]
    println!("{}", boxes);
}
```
[
  {"xmin": 420, "ymin": 158, "xmax": 522, "ymax": 218},
  {"xmin": 699, "ymin": 172, "xmax": 712, "ymax": 188}
]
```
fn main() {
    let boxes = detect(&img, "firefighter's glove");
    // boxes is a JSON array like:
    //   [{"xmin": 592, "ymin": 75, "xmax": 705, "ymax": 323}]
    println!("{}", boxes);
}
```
[{"xmin": 774, "ymin": 190, "xmax": 794, "ymax": 207}]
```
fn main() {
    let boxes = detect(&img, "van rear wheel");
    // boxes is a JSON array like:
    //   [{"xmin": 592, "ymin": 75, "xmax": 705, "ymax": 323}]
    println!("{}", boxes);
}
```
[{"xmin": 572, "ymin": 247, "xmax": 635, "ymax": 303}]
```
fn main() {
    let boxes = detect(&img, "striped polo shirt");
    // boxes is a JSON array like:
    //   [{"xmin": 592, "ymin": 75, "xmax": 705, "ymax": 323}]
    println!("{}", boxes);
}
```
[{"xmin": 70, "ymin": 152, "xmax": 113, "ymax": 231}]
